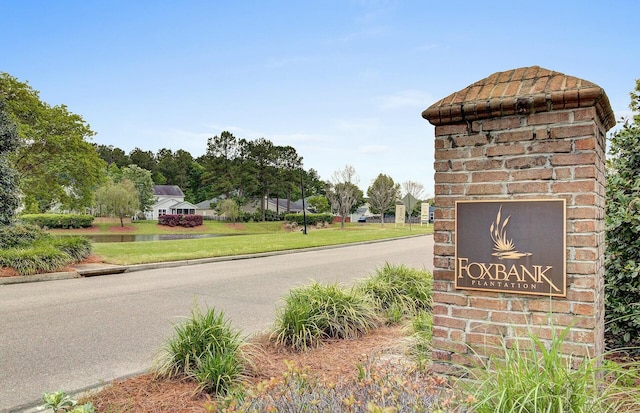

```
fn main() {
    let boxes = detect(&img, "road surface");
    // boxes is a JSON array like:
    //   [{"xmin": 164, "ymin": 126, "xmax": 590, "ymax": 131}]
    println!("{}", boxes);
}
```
[{"xmin": 0, "ymin": 235, "xmax": 433, "ymax": 412}]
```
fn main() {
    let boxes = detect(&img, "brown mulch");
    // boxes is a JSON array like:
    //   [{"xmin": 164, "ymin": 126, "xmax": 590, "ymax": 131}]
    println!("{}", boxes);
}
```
[{"xmin": 86, "ymin": 325, "xmax": 409, "ymax": 412}]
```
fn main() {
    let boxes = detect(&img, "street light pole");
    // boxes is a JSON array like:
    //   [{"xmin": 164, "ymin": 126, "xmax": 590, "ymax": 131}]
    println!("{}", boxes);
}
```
[{"xmin": 300, "ymin": 170, "xmax": 307, "ymax": 235}]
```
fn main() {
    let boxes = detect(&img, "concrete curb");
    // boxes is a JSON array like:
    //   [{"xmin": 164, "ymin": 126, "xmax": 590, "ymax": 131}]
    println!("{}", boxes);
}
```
[{"xmin": 0, "ymin": 235, "xmax": 429, "ymax": 286}]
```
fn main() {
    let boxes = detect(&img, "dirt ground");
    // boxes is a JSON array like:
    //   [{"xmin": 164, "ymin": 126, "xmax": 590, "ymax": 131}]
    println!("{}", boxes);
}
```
[{"xmin": 86, "ymin": 325, "xmax": 411, "ymax": 412}]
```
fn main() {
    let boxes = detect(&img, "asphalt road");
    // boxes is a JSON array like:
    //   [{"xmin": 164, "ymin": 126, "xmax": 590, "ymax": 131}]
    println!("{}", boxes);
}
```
[{"xmin": 0, "ymin": 235, "xmax": 433, "ymax": 412}]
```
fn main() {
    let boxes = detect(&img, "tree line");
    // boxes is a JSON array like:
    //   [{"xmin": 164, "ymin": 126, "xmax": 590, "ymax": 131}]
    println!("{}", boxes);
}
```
[{"xmin": 0, "ymin": 71, "xmax": 429, "ymax": 225}]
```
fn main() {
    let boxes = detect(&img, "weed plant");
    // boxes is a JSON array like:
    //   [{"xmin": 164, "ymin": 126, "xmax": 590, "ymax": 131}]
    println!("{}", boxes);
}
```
[
  {"xmin": 464, "ymin": 326, "xmax": 640, "ymax": 413},
  {"xmin": 153, "ymin": 305, "xmax": 247, "ymax": 395},
  {"xmin": 271, "ymin": 282, "xmax": 380, "ymax": 351},
  {"xmin": 355, "ymin": 263, "xmax": 433, "ymax": 323}
]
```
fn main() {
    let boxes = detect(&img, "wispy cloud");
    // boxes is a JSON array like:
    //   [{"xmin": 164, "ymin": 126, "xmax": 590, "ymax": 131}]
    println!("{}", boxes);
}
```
[{"xmin": 376, "ymin": 90, "xmax": 434, "ymax": 110}]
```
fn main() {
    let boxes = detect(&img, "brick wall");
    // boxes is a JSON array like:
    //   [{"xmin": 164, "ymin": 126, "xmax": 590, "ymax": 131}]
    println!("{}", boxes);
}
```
[{"xmin": 423, "ymin": 67, "xmax": 614, "ymax": 373}]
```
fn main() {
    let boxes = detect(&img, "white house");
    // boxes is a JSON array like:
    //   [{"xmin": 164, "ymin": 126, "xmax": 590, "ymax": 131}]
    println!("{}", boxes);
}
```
[{"xmin": 145, "ymin": 185, "xmax": 198, "ymax": 220}]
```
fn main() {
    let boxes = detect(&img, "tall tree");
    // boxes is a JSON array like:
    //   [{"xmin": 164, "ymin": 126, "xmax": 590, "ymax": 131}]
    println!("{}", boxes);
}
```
[
  {"xmin": 367, "ymin": 174, "xmax": 400, "ymax": 226},
  {"xmin": 201, "ymin": 131, "xmax": 245, "ymax": 199},
  {"xmin": 245, "ymin": 137, "xmax": 278, "ymax": 221},
  {"xmin": 120, "ymin": 164, "xmax": 155, "ymax": 216},
  {"xmin": 95, "ymin": 144, "xmax": 129, "ymax": 167},
  {"xmin": 274, "ymin": 145, "xmax": 302, "ymax": 212},
  {"xmin": 327, "ymin": 165, "xmax": 364, "ymax": 229},
  {"xmin": 402, "ymin": 180, "xmax": 424, "ymax": 231},
  {"xmin": 0, "ymin": 102, "xmax": 20, "ymax": 225},
  {"xmin": 128, "ymin": 148, "xmax": 157, "ymax": 176},
  {"xmin": 605, "ymin": 79, "xmax": 640, "ymax": 350},
  {"xmin": 0, "ymin": 72, "xmax": 106, "ymax": 212}
]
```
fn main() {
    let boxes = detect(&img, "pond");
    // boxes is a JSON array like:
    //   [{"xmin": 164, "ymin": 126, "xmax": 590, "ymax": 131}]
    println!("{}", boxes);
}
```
[{"xmin": 56, "ymin": 233, "xmax": 235, "ymax": 243}]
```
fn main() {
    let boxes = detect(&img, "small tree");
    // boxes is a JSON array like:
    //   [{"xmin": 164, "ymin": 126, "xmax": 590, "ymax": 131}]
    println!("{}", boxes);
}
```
[
  {"xmin": 367, "ymin": 174, "xmax": 400, "ymax": 226},
  {"xmin": 121, "ymin": 164, "xmax": 155, "ymax": 216},
  {"xmin": 95, "ymin": 179, "xmax": 140, "ymax": 227},
  {"xmin": 217, "ymin": 199, "xmax": 240, "ymax": 222},
  {"xmin": 0, "ymin": 102, "xmax": 20, "ymax": 226},
  {"xmin": 307, "ymin": 195, "xmax": 331, "ymax": 213},
  {"xmin": 327, "ymin": 165, "xmax": 364, "ymax": 229},
  {"xmin": 402, "ymin": 180, "xmax": 424, "ymax": 231},
  {"xmin": 605, "ymin": 79, "xmax": 640, "ymax": 350}
]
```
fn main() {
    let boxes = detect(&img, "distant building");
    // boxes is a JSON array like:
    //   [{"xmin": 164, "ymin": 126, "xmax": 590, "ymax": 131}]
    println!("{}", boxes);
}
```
[{"xmin": 145, "ymin": 185, "xmax": 198, "ymax": 220}]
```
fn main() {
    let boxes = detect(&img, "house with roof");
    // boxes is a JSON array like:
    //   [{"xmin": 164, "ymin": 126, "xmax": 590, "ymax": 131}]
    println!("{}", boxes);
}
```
[{"xmin": 145, "ymin": 185, "xmax": 199, "ymax": 220}]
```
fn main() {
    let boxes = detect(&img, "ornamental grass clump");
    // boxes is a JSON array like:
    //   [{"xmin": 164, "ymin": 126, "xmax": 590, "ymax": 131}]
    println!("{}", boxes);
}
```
[
  {"xmin": 51, "ymin": 236, "xmax": 92, "ymax": 262},
  {"xmin": 355, "ymin": 263, "xmax": 433, "ymax": 323},
  {"xmin": 153, "ymin": 305, "xmax": 247, "ymax": 395},
  {"xmin": 271, "ymin": 282, "xmax": 380, "ymax": 351},
  {"xmin": 464, "ymin": 326, "xmax": 640, "ymax": 413}
]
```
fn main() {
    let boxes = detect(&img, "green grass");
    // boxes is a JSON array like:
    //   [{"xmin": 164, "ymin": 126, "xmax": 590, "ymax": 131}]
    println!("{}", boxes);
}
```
[
  {"xmin": 55, "ymin": 220, "xmax": 286, "ymax": 235},
  {"xmin": 90, "ymin": 224, "xmax": 432, "ymax": 265}
]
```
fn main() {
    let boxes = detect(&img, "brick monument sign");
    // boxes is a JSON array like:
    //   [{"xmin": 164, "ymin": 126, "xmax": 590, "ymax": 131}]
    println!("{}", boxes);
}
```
[{"xmin": 422, "ymin": 66, "xmax": 615, "ymax": 372}]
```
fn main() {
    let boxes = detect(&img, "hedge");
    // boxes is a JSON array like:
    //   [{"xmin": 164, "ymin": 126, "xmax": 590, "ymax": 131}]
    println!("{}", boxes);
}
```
[
  {"xmin": 284, "ymin": 213, "xmax": 333, "ymax": 226},
  {"xmin": 20, "ymin": 214, "xmax": 94, "ymax": 229},
  {"xmin": 158, "ymin": 214, "xmax": 203, "ymax": 227}
]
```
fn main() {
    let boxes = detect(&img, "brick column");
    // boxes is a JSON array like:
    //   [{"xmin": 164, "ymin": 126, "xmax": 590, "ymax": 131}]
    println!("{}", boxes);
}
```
[{"xmin": 422, "ymin": 66, "xmax": 615, "ymax": 372}]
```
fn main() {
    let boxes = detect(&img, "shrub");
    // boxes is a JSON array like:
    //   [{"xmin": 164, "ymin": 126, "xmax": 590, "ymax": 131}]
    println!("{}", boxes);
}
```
[
  {"xmin": 51, "ymin": 236, "xmax": 92, "ymax": 262},
  {"xmin": 158, "ymin": 214, "xmax": 203, "ymax": 227},
  {"xmin": 354, "ymin": 263, "xmax": 433, "ymax": 323},
  {"xmin": 605, "ymin": 80, "xmax": 640, "ymax": 351},
  {"xmin": 284, "ymin": 213, "xmax": 333, "ymax": 226},
  {"xmin": 153, "ymin": 305, "xmax": 246, "ymax": 395},
  {"xmin": 271, "ymin": 282, "xmax": 379, "ymax": 351},
  {"xmin": 20, "ymin": 214, "xmax": 94, "ymax": 229},
  {"xmin": 0, "ymin": 224, "xmax": 48, "ymax": 248},
  {"xmin": 464, "ymin": 326, "xmax": 640, "ymax": 413}
]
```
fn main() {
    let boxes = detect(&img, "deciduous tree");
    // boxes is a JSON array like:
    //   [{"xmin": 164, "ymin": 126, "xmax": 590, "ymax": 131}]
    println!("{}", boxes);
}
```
[
  {"xmin": 367, "ymin": 174, "xmax": 400, "ymax": 226},
  {"xmin": 94, "ymin": 179, "xmax": 140, "ymax": 227},
  {"xmin": 327, "ymin": 165, "xmax": 364, "ymax": 229},
  {"xmin": 0, "ymin": 72, "xmax": 107, "ymax": 212}
]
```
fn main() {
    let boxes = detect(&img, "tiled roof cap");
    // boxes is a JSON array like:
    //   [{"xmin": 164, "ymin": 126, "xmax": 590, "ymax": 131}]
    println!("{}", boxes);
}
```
[{"xmin": 422, "ymin": 66, "xmax": 614, "ymax": 130}]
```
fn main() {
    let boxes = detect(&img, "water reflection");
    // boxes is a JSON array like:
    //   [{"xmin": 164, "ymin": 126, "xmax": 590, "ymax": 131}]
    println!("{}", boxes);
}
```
[{"xmin": 58, "ymin": 233, "xmax": 231, "ymax": 243}]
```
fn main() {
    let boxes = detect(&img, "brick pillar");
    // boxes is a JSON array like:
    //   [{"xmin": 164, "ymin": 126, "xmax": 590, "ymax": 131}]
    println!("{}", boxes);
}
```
[{"xmin": 422, "ymin": 66, "xmax": 615, "ymax": 372}]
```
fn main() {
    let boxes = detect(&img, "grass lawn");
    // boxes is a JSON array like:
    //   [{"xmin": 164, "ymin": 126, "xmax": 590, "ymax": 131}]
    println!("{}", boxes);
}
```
[{"xmin": 71, "ymin": 222, "xmax": 433, "ymax": 265}]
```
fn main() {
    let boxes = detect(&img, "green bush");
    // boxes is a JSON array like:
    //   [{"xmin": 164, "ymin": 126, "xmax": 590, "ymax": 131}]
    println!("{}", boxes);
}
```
[
  {"xmin": 271, "ymin": 282, "xmax": 379, "ymax": 351},
  {"xmin": 153, "ymin": 305, "xmax": 246, "ymax": 395},
  {"xmin": 605, "ymin": 79, "xmax": 640, "ymax": 350},
  {"xmin": 354, "ymin": 263, "xmax": 433, "ymax": 323},
  {"xmin": 0, "ymin": 241, "xmax": 72, "ymax": 275},
  {"xmin": 51, "ymin": 236, "xmax": 92, "ymax": 262},
  {"xmin": 0, "ymin": 224, "xmax": 48, "ymax": 248},
  {"xmin": 20, "ymin": 214, "xmax": 94, "ymax": 229},
  {"xmin": 464, "ymin": 326, "xmax": 640, "ymax": 413},
  {"xmin": 284, "ymin": 213, "xmax": 333, "ymax": 226}
]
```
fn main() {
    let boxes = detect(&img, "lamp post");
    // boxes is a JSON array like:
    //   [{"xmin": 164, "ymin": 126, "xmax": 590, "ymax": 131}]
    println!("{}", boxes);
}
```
[{"xmin": 300, "ymin": 170, "xmax": 307, "ymax": 235}]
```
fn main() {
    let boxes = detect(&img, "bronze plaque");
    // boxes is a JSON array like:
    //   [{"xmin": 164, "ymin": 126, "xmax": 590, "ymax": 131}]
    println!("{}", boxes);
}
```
[{"xmin": 455, "ymin": 199, "xmax": 566, "ymax": 297}]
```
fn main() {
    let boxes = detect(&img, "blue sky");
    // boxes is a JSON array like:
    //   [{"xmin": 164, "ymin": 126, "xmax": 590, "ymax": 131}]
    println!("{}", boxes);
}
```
[{"xmin": 2, "ymin": 1, "xmax": 638, "ymax": 195}]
